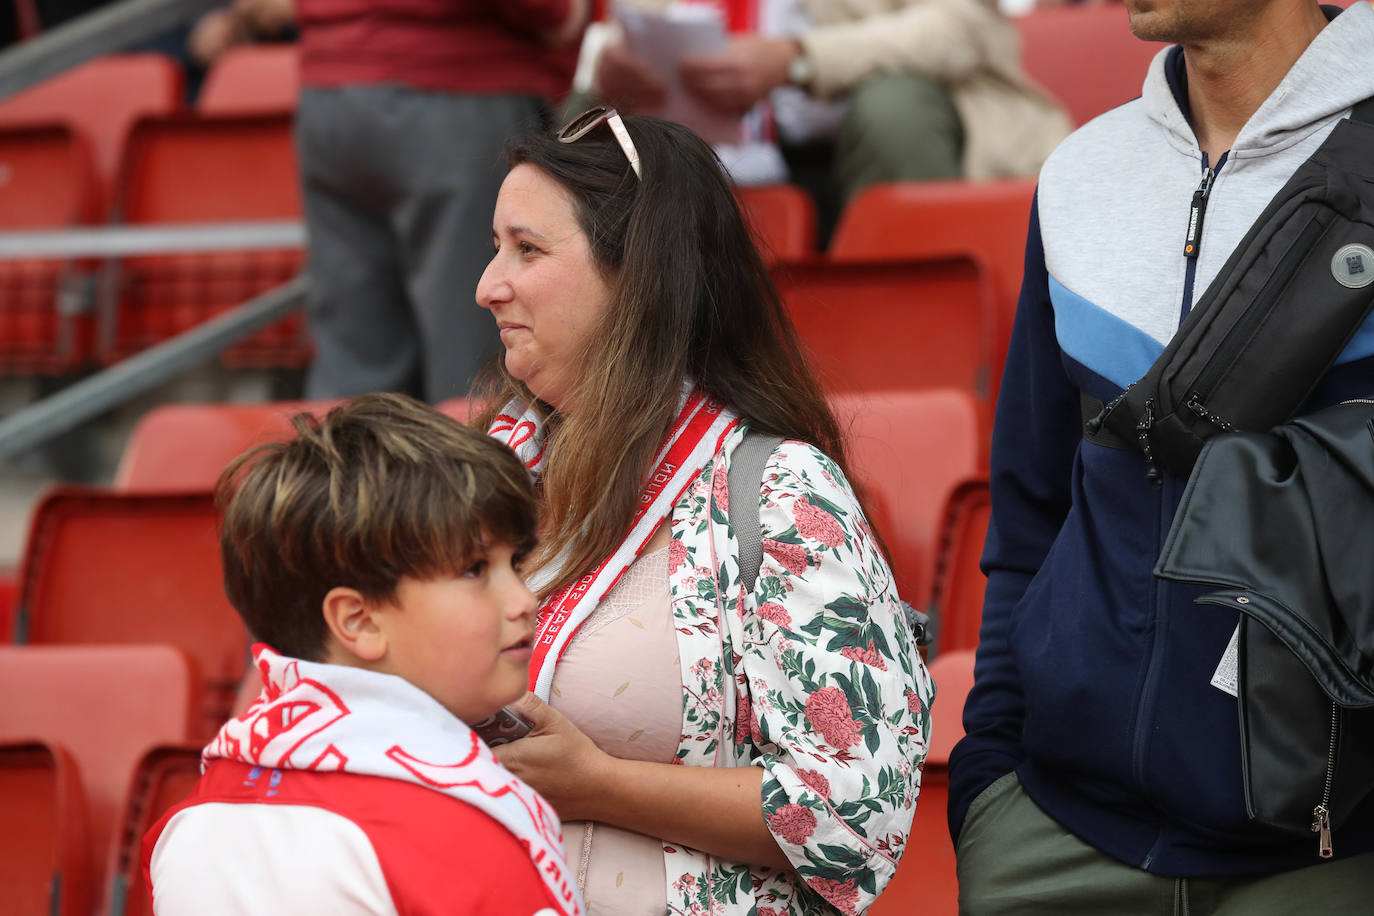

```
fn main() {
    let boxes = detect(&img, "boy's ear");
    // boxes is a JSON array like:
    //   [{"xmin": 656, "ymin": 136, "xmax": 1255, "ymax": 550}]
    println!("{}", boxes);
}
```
[{"xmin": 321, "ymin": 586, "xmax": 388, "ymax": 663}]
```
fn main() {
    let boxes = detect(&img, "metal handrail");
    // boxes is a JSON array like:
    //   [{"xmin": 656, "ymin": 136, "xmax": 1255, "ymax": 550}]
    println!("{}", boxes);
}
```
[
  {"xmin": 0, "ymin": 221, "xmax": 305, "ymax": 259},
  {"xmin": 0, "ymin": 0, "xmax": 220, "ymax": 101},
  {"xmin": 0, "ymin": 276, "xmax": 310, "ymax": 461}
]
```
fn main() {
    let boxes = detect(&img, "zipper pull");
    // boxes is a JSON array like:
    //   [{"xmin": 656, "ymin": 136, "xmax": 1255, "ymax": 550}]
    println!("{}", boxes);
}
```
[
  {"xmin": 1137, "ymin": 398, "xmax": 1162, "ymax": 487},
  {"xmin": 1184, "ymin": 167, "xmax": 1215, "ymax": 260},
  {"xmin": 1312, "ymin": 804, "xmax": 1334, "ymax": 859},
  {"xmin": 1086, "ymin": 389, "xmax": 1128, "ymax": 436}
]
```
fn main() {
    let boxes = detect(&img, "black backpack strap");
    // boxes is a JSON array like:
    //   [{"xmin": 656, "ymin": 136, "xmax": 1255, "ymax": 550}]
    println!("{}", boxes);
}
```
[{"xmin": 728, "ymin": 429, "xmax": 784, "ymax": 595}]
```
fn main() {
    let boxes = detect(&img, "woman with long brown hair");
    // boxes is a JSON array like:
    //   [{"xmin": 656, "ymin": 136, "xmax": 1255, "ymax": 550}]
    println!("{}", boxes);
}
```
[{"xmin": 474, "ymin": 109, "xmax": 933, "ymax": 916}]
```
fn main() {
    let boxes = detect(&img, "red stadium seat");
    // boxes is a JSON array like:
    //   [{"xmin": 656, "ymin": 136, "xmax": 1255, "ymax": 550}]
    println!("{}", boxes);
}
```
[
  {"xmin": 868, "ymin": 649, "xmax": 975, "ymax": 916},
  {"xmin": 0, "ymin": 570, "xmax": 15, "ymax": 641},
  {"xmin": 0, "ymin": 645, "xmax": 200, "ymax": 916},
  {"xmin": 14, "ymin": 488, "xmax": 248, "ymax": 733},
  {"xmin": 832, "ymin": 390, "xmax": 983, "ymax": 610},
  {"xmin": 105, "ymin": 743, "xmax": 203, "ymax": 916},
  {"xmin": 0, "ymin": 125, "xmax": 100, "ymax": 372},
  {"xmin": 104, "ymin": 113, "xmax": 307, "ymax": 367},
  {"xmin": 738, "ymin": 183, "xmax": 817, "ymax": 263},
  {"xmin": 1016, "ymin": 7, "xmax": 1166, "ymax": 127},
  {"xmin": 197, "ymin": 44, "xmax": 300, "ymax": 116},
  {"xmin": 776, "ymin": 256, "xmax": 1001, "ymax": 447},
  {"xmin": 115, "ymin": 399, "xmax": 337, "ymax": 491},
  {"xmin": 829, "ymin": 179, "xmax": 1035, "ymax": 409},
  {"xmin": 0, "ymin": 53, "xmax": 182, "ymax": 213},
  {"xmin": 930, "ymin": 479, "xmax": 991, "ymax": 655},
  {"xmin": 0, "ymin": 742, "xmax": 90, "ymax": 916}
]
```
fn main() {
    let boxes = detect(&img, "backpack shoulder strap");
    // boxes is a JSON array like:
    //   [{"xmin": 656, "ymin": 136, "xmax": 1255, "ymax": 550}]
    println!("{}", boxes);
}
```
[{"xmin": 728, "ymin": 429, "xmax": 784, "ymax": 595}]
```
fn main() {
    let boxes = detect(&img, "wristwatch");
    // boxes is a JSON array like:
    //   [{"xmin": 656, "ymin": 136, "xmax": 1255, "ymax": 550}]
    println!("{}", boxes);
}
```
[{"xmin": 786, "ymin": 45, "xmax": 814, "ymax": 89}]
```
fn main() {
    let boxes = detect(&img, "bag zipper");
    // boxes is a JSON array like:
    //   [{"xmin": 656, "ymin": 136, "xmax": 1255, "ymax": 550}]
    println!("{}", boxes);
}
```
[
  {"xmin": 1137, "ymin": 397, "xmax": 1162, "ymax": 487},
  {"xmin": 1311, "ymin": 700, "xmax": 1338, "ymax": 859}
]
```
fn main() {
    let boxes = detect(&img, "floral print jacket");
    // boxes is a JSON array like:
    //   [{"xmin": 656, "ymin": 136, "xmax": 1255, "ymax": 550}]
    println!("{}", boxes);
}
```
[{"xmin": 664, "ymin": 427, "xmax": 935, "ymax": 915}]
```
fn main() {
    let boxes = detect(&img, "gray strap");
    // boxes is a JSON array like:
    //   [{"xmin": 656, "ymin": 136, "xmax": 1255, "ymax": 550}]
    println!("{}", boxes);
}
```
[{"xmin": 728, "ymin": 430, "xmax": 784, "ymax": 594}]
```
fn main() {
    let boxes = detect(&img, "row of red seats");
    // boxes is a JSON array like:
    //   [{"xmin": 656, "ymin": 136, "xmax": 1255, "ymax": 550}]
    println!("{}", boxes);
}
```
[
  {"xmin": 1, "ymin": 388, "xmax": 989, "ymax": 915},
  {"xmin": 0, "ymin": 3, "xmax": 1165, "ymax": 377}
]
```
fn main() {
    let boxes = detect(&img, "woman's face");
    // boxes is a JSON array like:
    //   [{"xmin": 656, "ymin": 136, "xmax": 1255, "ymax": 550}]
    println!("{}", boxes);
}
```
[{"xmin": 477, "ymin": 163, "xmax": 614, "ymax": 412}]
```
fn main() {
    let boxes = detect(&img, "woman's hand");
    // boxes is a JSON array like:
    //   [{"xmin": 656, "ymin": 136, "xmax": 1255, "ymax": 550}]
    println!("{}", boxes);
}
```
[{"xmin": 493, "ymin": 692, "xmax": 615, "ymax": 822}]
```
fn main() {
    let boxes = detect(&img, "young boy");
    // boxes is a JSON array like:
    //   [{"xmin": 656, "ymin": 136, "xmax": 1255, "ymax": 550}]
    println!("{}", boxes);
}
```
[{"xmin": 142, "ymin": 393, "xmax": 581, "ymax": 916}]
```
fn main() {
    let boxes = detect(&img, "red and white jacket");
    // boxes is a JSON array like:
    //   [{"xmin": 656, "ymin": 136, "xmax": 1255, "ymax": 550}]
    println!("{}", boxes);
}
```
[{"xmin": 142, "ymin": 646, "xmax": 581, "ymax": 916}]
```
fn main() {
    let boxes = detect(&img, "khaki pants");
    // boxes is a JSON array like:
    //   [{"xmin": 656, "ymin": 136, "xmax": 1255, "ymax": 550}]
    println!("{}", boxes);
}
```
[{"xmin": 956, "ymin": 772, "xmax": 1374, "ymax": 916}]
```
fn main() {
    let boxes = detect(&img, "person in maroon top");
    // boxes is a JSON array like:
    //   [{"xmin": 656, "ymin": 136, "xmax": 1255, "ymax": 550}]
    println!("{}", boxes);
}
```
[{"xmin": 295, "ymin": 0, "xmax": 589, "ymax": 403}]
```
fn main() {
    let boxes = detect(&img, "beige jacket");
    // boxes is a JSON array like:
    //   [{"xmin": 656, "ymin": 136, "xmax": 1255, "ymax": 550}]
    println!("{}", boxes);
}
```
[{"xmin": 605, "ymin": 0, "xmax": 1071, "ymax": 179}]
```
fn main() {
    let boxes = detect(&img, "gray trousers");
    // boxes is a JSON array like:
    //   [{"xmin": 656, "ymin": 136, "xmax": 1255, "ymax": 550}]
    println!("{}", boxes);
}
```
[
  {"xmin": 296, "ymin": 86, "xmax": 546, "ymax": 402},
  {"xmin": 956, "ymin": 772, "xmax": 1374, "ymax": 916}
]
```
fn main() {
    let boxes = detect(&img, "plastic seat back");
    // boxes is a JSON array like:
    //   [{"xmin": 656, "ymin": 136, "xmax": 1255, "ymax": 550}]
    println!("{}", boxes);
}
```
[
  {"xmin": 831, "ymin": 390, "xmax": 983, "ymax": 609},
  {"xmin": 0, "ymin": 645, "xmax": 199, "ymax": 914},
  {"xmin": 829, "ymin": 179, "xmax": 1035, "ymax": 405},
  {"xmin": 116, "ymin": 399, "xmax": 338, "ymax": 491},
  {"xmin": 0, "ymin": 742, "xmax": 90, "ymax": 916},
  {"xmin": 930, "ymin": 479, "xmax": 991, "ymax": 655},
  {"xmin": 198, "ymin": 43, "xmax": 300, "ymax": 116},
  {"xmin": 15, "ymin": 488, "xmax": 247, "ymax": 731},
  {"xmin": 105, "ymin": 113, "xmax": 306, "ymax": 367},
  {"xmin": 0, "ymin": 53, "xmax": 183, "ymax": 213},
  {"xmin": 738, "ymin": 184, "xmax": 817, "ymax": 264},
  {"xmin": 776, "ymin": 257, "xmax": 995, "ymax": 393},
  {"xmin": 1016, "ymin": 7, "xmax": 1166, "ymax": 127},
  {"xmin": 106, "ymin": 744, "xmax": 203, "ymax": 916},
  {"xmin": 0, "ymin": 125, "xmax": 100, "ymax": 372}
]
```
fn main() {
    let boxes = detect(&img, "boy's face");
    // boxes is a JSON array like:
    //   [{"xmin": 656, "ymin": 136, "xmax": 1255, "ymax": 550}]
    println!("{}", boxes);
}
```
[{"xmin": 374, "ymin": 542, "xmax": 538, "ymax": 724}]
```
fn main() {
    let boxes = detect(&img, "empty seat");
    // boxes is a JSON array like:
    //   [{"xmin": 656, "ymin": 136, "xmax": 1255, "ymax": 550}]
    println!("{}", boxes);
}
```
[
  {"xmin": 0, "ymin": 53, "xmax": 183, "ymax": 214},
  {"xmin": 832, "ymin": 390, "xmax": 983, "ymax": 610},
  {"xmin": 14, "ymin": 488, "xmax": 248, "ymax": 731},
  {"xmin": 197, "ymin": 44, "xmax": 300, "ymax": 116},
  {"xmin": 0, "ymin": 742, "xmax": 90, "ymax": 916},
  {"xmin": 0, "ymin": 645, "xmax": 200, "ymax": 916},
  {"xmin": 777, "ymin": 256, "xmax": 1001, "ymax": 445},
  {"xmin": 115, "ymin": 399, "xmax": 337, "ymax": 491},
  {"xmin": 929, "ymin": 479, "xmax": 991, "ymax": 655},
  {"xmin": 738, "ymin": 183, "xmax": 817, "ymax": 264},
  {"xmin": 1016, "ymin": 7, "xmax": 1166, "ymax": 127},
  {"xmin": 105, "ymin": 744, "xmax": 203, "ymax": 916},
  {"xmin": 867, "ymin": 649, "xmax": 975, "ymax": 916},
  {"xmin": 0, "ymin": 125, "xmax": 100, "ymax": 372},
  {"xmin": 829, "ymin": 179, "xmax": 1035, "ymax": 408},
  {"xmin": 104, "ymin": 113, "xmax": 307, "ymax": 367}
]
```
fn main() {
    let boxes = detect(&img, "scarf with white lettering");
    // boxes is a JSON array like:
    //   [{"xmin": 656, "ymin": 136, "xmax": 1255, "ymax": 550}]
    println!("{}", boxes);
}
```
[
  {"xmin": 205, "ymin": 645, "xmax": 583, "ymax": 916},
  {"xmin": 489, "ymin": 384, "xmax": 740, "ymax": 699}
]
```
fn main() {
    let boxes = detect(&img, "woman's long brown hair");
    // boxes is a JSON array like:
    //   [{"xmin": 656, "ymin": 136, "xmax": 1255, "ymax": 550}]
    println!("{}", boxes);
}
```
[{"xmin": 473, "ymin": 115, "xmax": 855, "ymax": 599}]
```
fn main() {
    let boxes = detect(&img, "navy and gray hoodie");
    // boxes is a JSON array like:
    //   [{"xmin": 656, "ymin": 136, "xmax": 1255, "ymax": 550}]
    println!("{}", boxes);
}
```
[{"xmin": 948, "ymin": 3, "xmax": 1374, "ymax": 877}]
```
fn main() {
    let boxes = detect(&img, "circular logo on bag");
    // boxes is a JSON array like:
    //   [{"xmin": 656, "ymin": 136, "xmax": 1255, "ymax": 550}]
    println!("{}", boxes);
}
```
[{"xmin": 1332, "ymin": 243, "xmax": 1374, "ymax": 289}]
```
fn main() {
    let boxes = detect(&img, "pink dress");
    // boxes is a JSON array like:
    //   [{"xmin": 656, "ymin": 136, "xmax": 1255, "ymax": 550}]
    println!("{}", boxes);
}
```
[{"xmin": 549, "ymin": 546, "xmax": 680, "ymax": 916}]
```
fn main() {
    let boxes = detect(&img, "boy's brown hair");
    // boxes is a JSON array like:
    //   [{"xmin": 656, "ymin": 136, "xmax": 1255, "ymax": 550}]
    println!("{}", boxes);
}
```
[{"xmin": 216, "ymin": 393, "xmax": 537, "ymax": 661}]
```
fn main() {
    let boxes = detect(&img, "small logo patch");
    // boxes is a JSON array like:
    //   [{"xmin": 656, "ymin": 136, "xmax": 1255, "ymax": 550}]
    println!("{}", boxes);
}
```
[{"xmin": 1332, "ymin": 243, "xmax": 1374, "ymax": 289}]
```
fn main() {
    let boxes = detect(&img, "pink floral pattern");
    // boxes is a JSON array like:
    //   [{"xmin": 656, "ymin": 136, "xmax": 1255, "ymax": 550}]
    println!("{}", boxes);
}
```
[
  {"xmin": 794, "ymin": 498, "xmax": 845, "ymax": 547},
  {"xmin": 840, "ymin": 642, "xmax": 889, "ymax": 671},
  {"xmin": 767, "ymin": 804, "xmax": 818, "ymax": 845},
  {"xmin": 805, "ymin": 686, "xmax": 862, "ymax": 748},
  {"xmin": 756, "ymin": 601, "xmax": 792, "ymax": 628},
  {"xmin": 659, "ymin": 432, "xmax": 934, "ymax": 915},
  {"xmin": 797, "ymin": 769, "xmax": 831, "ymax": 798},
  {"xmin": 807, "ymin": 877, "xmax": 861, "ymax": 915}
]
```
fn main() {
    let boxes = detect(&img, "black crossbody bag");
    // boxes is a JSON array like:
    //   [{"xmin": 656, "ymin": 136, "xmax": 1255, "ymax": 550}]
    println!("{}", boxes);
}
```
[{"xmin": 1083, "ymin": 96, "xmax": 1374, "ymax": 482}]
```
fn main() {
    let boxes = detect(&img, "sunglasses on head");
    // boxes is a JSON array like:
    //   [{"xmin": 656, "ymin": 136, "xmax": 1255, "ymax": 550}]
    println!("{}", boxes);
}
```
[{"xmin": 557, "ymin": 106, "xmax": 642, "ymax": 180}]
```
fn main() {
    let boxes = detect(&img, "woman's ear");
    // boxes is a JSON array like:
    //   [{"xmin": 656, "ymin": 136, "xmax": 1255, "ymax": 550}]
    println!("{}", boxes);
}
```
[{"xmin": 321, "ymin": 586, "xmax": 388, "ymax": 663}]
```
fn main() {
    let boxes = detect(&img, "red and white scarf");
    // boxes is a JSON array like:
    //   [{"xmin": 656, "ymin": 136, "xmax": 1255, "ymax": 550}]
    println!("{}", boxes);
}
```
[
  {"xmin": 206, "ymin": 645, "xmax": 583, "ymax": 916},
  {"xmin": 489, "ymin": 385, "xmax": 740, "ymax": 699}
]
